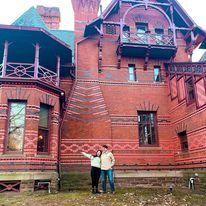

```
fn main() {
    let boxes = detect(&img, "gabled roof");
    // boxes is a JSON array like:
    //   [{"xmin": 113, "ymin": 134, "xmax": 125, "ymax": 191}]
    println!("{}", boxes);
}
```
[
  {"xmin": 84, "ymin": 0, "xmax": 206, "ymax": 38},
  {"xmin": 12, "ymin": 7, "xmax": 48, "ymax": 30}
]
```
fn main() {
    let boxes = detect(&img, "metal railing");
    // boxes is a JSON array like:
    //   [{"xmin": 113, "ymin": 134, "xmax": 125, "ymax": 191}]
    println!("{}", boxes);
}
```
[
  {"xmin": 122, "ymin": 32, "xmax": 175, "ymax": 47},
  {"xmin": 0, "ymin": 62, "xmax": 59, "ymax": 86}
]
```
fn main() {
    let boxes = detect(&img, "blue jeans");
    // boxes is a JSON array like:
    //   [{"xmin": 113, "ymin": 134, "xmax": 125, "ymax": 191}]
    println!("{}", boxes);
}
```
[{"xmin": 101, "ymin": 169, "xmax": 115, "ymax": 192}]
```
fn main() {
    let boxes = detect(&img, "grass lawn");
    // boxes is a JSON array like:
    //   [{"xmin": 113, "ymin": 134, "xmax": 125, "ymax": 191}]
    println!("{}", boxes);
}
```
[{"xmin": 0, "ymin": 188, "xmax": 206, "ymax": 206}]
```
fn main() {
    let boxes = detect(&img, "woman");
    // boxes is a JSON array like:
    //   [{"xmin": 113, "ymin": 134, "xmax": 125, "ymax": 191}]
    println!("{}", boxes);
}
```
[{"xmin": 81, "ymin": 150, "xmax": 102, "ymax": 194}]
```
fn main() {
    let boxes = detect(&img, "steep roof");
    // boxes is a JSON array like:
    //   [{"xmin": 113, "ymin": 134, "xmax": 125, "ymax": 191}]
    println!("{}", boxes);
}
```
[
  {"xmin": 200, "ymin": 52, "xmax": 206, "ymax": 62},
  {"xmin": 12, "ymin": 6, "xmax": 75, "ymax": 60},
  {"xmin": 84, "ymin": 0, "xmax": 206, "ymax": 39},
  {"xmin": 13, "ymin": 7, "xmax": 48, "ymax": 30}
]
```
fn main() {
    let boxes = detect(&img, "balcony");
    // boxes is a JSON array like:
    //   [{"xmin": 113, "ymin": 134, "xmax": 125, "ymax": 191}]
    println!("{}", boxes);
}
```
[
  {"xmin": 118, "ymin": 32, "xmax": 177, "ymax": 59},
  {"xmin": 0, "ymin": 25, "xmax": 73, "ymax": 89},
  {"xmin": 0, "ymin": 62, "xmax": 59, "ymax": 86}
]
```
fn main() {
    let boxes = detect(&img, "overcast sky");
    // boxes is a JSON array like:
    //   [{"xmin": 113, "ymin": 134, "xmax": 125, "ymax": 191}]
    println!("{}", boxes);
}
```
[{"xmin": 0, "ymin": 0, "xmax": 205, "ymax": 60}]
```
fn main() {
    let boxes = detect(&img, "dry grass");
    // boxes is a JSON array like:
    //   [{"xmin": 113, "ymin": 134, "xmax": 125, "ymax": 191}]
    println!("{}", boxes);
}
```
[{"xmin": 0, "ymin": 188, "xmax": 206, "ymax": 206}]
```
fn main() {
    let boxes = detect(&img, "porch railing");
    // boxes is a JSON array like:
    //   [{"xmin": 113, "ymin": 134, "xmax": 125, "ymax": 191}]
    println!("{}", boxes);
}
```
[
  {"xmin": 122, "ymin": 32, "xmax": 175, "ymax": 47},
  {"xmin": 0, "ymin": 62, "xmax": 59, "ymax": 86}
]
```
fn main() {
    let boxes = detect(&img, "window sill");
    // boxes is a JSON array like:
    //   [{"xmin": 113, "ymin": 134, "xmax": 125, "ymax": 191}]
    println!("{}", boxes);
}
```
[
  {"xmin": 0, "ymin": 153, "xmax": 25, "ymax": 157},
  {"xmin": 138, "ymin": 146, "xmax": 162, "ymax": 150},
  {"xmin": 36, "ymin": 154, "xmax": 52, "ymax": 158}
]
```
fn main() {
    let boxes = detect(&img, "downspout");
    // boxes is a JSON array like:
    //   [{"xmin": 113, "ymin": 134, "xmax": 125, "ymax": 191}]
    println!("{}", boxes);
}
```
[{"xmin": 57, "ymin": 39, "xmax": 79, "ymax": 190}]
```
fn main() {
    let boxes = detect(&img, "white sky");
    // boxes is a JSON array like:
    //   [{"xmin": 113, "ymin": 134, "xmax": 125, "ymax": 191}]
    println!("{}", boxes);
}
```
[{"xmin": 0, "ymin": 0, "xmax": 205, "ymax": 61}]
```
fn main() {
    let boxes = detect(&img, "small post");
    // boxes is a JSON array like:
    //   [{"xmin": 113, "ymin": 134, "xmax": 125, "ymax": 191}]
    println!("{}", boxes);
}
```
[
  {"xmin": 2, "ymin": 41, "xmax": 9, "ymax": 77},
  {"xmin": 34, "ymin": 43, "xmax": 40, "ymax": 79},
  {"xmin": 56, "ymin": 56, "xmax": 60, "ymax": 86}
]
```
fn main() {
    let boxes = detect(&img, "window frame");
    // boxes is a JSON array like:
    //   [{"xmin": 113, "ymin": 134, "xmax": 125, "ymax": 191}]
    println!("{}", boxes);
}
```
[
  {"xmin": 178, "ymin": 131, "xmax": 189, "ymax": 152},
  {"xmin": 154, "ymin": 66, "xmax": 161, "ymax": 82},
  {"xmin": 37, "ymin": 103, "xmax": 52, "ymax": 155},
  {"xmin": 5, "ymin": 100, "xmax": 27, "ymax": 154},
  {"xmin": 138, "ymin": 111, "xmax": 159, "ymax": 147},
  {"xmin": 185, "ymin": 77, "xmax": 196, "ymax": 105},
  {"xmin": 128, "ymin": 64, "xmax": 136, "ymax": 82}
]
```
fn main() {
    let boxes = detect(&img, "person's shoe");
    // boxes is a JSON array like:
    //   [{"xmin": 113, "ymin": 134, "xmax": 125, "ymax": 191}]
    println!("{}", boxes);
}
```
[
  {"xmin": 95, "ymin": 189, "xmax": 101, "ymax": 194},
  {"xmin": 111, "ymin": 191, "xmax": 115, "ymax": 194},
  {"xmin": 92, "ymin": 188, "xmax": 96, "ymax": 194}
]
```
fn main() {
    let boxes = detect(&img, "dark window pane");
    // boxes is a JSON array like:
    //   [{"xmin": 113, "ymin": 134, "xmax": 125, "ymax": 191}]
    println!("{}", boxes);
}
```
[
  {"xmin": 178, "ymin": 131, "xmax": 189, "ymax": 152},
  {"xmin": 37, "ymin": 104, "xmax": 50, "ymax": 154},
  {"xmin": 7, "ymin": 102, "xmax": 26, "ymax": 152},
  {"xmin": 138, "ymin": 112, "xmax": 157, "ymax": 146},
  {"xmin": 37, "ymin": 128, "xmax": 49, "ymax": 153},
  {"xmin": 186, "ymin": 78, "xmax": 195, "ymax": 102},
  {"xmin": 39, "ymin": 105, "xmax": 49, "ymax": 128}
]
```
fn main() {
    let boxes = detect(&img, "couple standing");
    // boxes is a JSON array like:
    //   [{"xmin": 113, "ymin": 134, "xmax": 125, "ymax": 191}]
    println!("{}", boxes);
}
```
[{"xmin": 81, "ymin": 145, "xmax": 115, "ymax": 194}]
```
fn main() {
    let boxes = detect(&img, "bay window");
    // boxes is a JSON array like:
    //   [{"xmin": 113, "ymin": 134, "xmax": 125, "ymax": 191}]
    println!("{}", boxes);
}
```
[
  {"xmin": 7, "ymin": 101, "xmax": 26, "ymax": 152},
  {"xmin": 37, "ymin": 104, "xmax": 51, "ymax": 154}
]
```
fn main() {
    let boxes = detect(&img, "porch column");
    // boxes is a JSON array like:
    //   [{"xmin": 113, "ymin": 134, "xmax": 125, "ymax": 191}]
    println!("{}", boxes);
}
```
[
  {"xmin": 56, "ymin": 56, "xmax": 60, "ymax": 86},
  {"xmin": 34, "ymin": 43, "xmax": 40, "ymax": 79},
  {"xmin": 2, "ymin": 41, "xmax": 9, "ymax": 77}
]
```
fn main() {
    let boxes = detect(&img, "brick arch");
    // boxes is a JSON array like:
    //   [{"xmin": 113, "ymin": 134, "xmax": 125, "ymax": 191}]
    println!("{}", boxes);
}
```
[
  {"xmin": 137, "ymin": 101, "xmax": 159, "ymax": 112},
  {"xmin": 175, "ymin": 123, "xmax": 188, "ymax": 134},
  {"xmin": 123, "ymin": 4, "xmax": 173, "ymax": 28},
  {"xmin": 39, "ymin": 94, "xmax": 56, "ymax": 106},
  {"xmin": 5, "ymin": 87, "xmax": 30, "ymax": 100},
  {"xmin": 154, "ymin": 21, "xmax": 165, "ymax": 29},
  {"xmin": 132, "ymin": 14, "xmax": 149, "ymax": 24}
]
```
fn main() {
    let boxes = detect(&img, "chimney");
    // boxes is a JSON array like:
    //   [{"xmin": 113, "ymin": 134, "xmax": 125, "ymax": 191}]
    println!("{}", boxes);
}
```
[
  {"xmin": 71, "ymin": 0, "xmax": 101, "ymax": 41},
  {"xmin": 37, "ymin": 6, "xmax": 61, "ymax": 30}
]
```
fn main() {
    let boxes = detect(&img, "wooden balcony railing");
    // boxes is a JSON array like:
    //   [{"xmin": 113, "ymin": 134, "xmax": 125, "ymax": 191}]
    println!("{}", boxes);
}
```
[
  {"xmin": 0, "ymin": 62, "xmax": 59, "ymax": 86},
  {"xmin": 166, "ymin": 62, "xmax": 206, "ymax": 76},
  {"xmin": 121, "ymin": 32, "xmax": 175, "ymax": 47}
]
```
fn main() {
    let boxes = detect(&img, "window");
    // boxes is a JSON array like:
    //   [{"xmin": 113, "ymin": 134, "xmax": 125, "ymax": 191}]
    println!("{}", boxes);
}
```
[
  {"xmin": 37, "ymin": 104, "xmax": 51, "ymax": 154},
  {"xmin": 7, "ymin": 101, "xmax": 26, "ymax": 152},
  {"xmin": 138, "ymin": 112, "xmax": 158, "ymax": 146},
  {"xmin": 178, "ymin": 131, "xmax": 188, "ymax": 152},
  {"xmin": 136, "ymin": 23, "xmax": 148, "ymax": 44},
  {"xmin": 106, "ymin": 24, "xmax": 116, "ymax": 35},
  {"xmin": 186, "ymin": 78, "xmax": 195, "ymax": 103},
  {"xmin": 128, "ymin": 64, "xmax": 136, "ymax": 81},
  {"xmin": 123, "ymin": 25, "xmax": 130, "ymax": 42},
  {"xmin": 154, "ymin": 66, "xmax": 161, "ymax": 82},
  {"xmin": 155, "ymin": 28, "xmax": 164, "ymax": 44}
]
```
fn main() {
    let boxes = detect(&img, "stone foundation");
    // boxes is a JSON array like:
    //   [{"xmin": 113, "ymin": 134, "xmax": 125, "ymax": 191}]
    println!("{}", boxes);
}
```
[{"xmin": 0, "ymin": 172, "xmax": 58, "ymax": 193}]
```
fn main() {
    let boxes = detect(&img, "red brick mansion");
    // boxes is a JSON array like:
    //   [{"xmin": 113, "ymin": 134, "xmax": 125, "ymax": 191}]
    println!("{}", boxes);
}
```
[{"xmin": 0, "ymin": 0, "xmax": 206, "ymax": 192}]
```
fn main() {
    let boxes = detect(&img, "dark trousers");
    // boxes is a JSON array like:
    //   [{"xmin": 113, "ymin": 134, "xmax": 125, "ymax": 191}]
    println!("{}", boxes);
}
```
[
  {"xmin": 101, "ymin": 169, "xmax": 115, "ymax": 192},
  {"xmin": 91, "ymin": 166, "xmax": 101, "ymax": 188}
]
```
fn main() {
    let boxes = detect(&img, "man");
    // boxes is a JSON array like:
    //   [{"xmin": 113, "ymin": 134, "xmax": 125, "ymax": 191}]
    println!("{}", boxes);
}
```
[{"xmin": 101, "ymin": 145, "xmax": 115, "ymax": 193}]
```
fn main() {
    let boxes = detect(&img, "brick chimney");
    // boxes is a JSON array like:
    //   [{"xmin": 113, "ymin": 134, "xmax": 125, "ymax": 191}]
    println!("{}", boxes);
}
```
[
  {"xmin": 71, "ymin": 0, "xmax": 101, "ymax": 41},
  {"xmin": 37, "ymin": 6, "xmax": 61, "ymax": 29}
]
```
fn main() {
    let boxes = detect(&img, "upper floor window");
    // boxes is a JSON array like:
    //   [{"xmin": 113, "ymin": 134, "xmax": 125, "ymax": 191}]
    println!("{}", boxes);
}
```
[
  {"xmin": 7, "ymin": 101, "xmax": 26, "ymax": 152},
  {"xmin": 136, "ymin": 22, "xmax": 148, "ymax": 33},
  {"xmin": 154, "ymin": 66, "xmax": 161, "ymax": 82},
  {"xmin": 106, "ymin": 24, "xmax": 116, "ymax": 35},
  {"xmin": 155, "ymin": 28, "xmax": 164, "ymax": 44},
  {"xmin": 128, "ymin": 64, "xmax": 136, "ymax": 81},
  {"xmin": 186, "ymin": 78, "xmax": 195, "ymax": 103},
  {"xmin": 138, "ymin": 111, "xmax": 158, "ymax": 146},
  {"xmin": 178, "ymin": 131, "xmax": 188, "ymax": 152},
  {"xmin": 136, "ymin": 23, "xmax": 148, "ymax": 44},
  {"xmin": 37, "ymin": 104, "xmax": 51, "ymax": 154}
]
